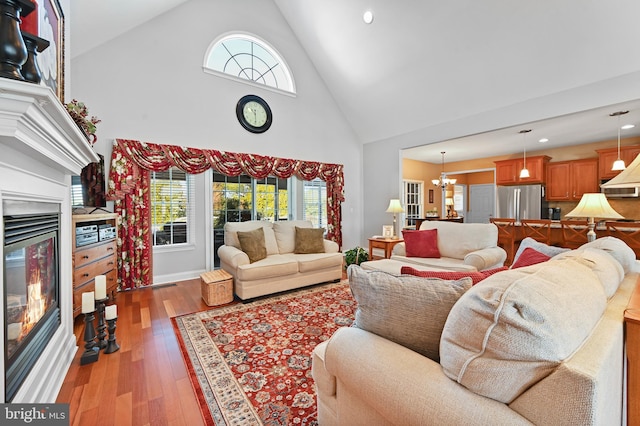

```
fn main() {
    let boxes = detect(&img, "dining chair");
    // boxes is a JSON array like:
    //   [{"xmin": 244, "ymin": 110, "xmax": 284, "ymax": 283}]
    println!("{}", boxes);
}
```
[
  {"xmin": 605, "ymin": 221, "xmax": 640, "ymax": 254},
  {"xmin": 560, "ymin": 220, "xmax": 589, "ymax": 249},
  {"xmin": 490, "ymin": 218, "xmax": 516, "ymax": 265},
  {"xmin": 521, "ymin": 219, "xmax": 552, "ymax": 245}
]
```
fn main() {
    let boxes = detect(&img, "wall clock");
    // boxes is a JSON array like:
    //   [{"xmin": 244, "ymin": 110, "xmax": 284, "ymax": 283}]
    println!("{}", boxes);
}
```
[{"xmin": 236, "ymin": 95, "xmax": 272, "ymax": 133}]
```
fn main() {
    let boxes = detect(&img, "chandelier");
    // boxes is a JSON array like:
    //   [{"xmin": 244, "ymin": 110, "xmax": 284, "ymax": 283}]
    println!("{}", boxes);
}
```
[{"xmin": 432, "ymin": 151, "xmax": 456, "ymax": 188}]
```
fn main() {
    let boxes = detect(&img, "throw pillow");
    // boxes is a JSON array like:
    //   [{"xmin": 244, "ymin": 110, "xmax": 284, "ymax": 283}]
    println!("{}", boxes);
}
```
[
  {"xmin": 402, "ymin": 229, "xmax": 441, "ymax": 258},
  {"xmin": 237, "ymin": 227, "xmax": 267, "ymax": 263},
  {"xmin": 510, "ymin": 247, "xmax": 551, "ymax": 269},
  {"xmin": 512, "ymin": 237, "xmax": 569, "ymax": 263},
  {"xmin": 348, "ymin": 265, "xmax": 472, "ymax": 362},
  {"xmin": 440, "ymin": 257, "xmax": 607, "ymax": 404},
  {"xmin": 401, "ymin": 266, "xmax": 509, "ymax": 285},
  {"xmin": 294, "ymin": 226, "xmax": 325, "ymax": 254}
]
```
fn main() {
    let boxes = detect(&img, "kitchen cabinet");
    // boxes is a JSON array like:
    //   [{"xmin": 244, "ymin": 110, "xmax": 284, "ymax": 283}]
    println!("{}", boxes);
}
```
[
  {"xmin": 494, "ymin": 155, "xmax": 551, "ymax": 185},
  {"xmin": 546, "ymin": 158, "xmax": 599, "ymax": 201},
  {"xmin": 597, "ymin": 145, "xmax": 640, "ymax": 180},
  {"xmin": 72, "ymin": 213, "xmax": 118, "ymax": 317}
]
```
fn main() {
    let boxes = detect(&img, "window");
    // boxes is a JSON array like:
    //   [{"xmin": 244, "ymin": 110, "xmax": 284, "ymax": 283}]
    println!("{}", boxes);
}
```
[
  {"xmin": 150, "ymin": 168, "xmax": 195, "ymax": 246},
  {"xmin": 211, "ymin": 172, "xmax": 289, "ymax": 266},
  {"xmin": 204, "ymin": 33, "xmax": 295, "ymax": 94},
  {"xmin": 303, "ymin": 179, "xmax": 327, "ymax": 229},
  {"xmin": 403, "ymin": 180, "xmax": 423, "ymax": 227}
]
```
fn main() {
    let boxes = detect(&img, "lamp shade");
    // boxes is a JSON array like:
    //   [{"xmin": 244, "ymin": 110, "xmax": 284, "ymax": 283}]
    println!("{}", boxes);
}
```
[
  {"xmin": 565, "ymin": 193, "xmax": 624, "ymax": 220},
  {"xmin": 385, "ymin": 199, "xmax": 404, "ymax": 213},
  {"xmin": 601, "ymin": 153, "xmax": 640, "ymax": 188}
]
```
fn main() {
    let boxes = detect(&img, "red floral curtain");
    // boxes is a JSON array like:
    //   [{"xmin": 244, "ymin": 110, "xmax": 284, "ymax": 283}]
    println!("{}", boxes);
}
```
[{"xmin": 107, "ymin": 139, "xmax": 344, "ymax": 290}]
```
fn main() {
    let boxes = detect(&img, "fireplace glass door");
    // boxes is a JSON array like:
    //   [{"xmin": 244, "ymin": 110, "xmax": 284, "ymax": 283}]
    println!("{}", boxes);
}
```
[{"xmin": 4, "ymin": 211, "xmax": 60, "ymax": 401}]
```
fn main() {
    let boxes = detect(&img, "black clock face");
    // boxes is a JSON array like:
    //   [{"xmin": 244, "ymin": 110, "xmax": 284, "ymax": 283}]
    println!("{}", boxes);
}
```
[{"xmin": 236, "ymin": 95, "xmax": 272, "ymax": 133}]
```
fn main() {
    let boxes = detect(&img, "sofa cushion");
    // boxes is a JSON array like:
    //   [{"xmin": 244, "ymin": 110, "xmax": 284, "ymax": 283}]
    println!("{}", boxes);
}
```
[
  {"xmin": 577, "ymin": 236, "xmax": 636, "ymax": 274},
  {"xmin": 552, "ymin": 248, "xmax": 624, "ymax": 298},
  {"xmin": 348, "ymin": 265, "xmax": 472, "ymax": 362},
  {"xmin": 400, "ymin": 266, "xmax": 508, "ymax": 285},
  {"xmin": 440, "ymin": 256, "xmax": 607, "ymax": 404},
  {"xmin": 513, "ymin": 237, "xmax": 569, "ymax": 262},
  {"xmin": 224, "ymin": 221, "xmax": 279, "ymax": 255},
  {"xmin": 236, "ymin": 254, "xmax": 299, "ymax": 281},
  {"xmin": 390, "ymin": 255, "xmax": 477, "ymax": 272},
  {"xmin": 273, "ymin": 220, "xmax": 313, "ymax": 254},
  {"xmin": 294, "ymin": 226, "xmax": 325, "ymax": 254},
  {"xmin": 510, "ymin": 247, "xmax": 551, "ymax": 269},
  {"xmin": 402, "ymin": 229, "xmax": 441, "ymax": 258},
  {"xmin": 418, "ymin": 221, "xmax": 498, "ymax": 260},
  {"xmin": 296, "ymin": 252, "xmax": 343, "ymax": 273},
  {"xmin": 237, "ymin": 227, "xmax": 267, "ymax": 263}
]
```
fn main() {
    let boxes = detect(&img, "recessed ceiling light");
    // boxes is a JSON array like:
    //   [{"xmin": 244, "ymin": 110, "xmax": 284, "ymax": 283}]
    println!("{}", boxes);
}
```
[
  {"xmin": 621, "ymin": 124, "xmax": 635, "ymax": 130},
  {"xmin": 538, "ymin": 138, "xmax": 549, "ymax": 143},
  {"xmin": 363, "ymin": 10, "xmax": 374, "ymax": 24}
]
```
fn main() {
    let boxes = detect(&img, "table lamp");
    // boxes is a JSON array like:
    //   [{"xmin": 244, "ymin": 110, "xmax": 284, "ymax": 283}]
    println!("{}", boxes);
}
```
[
  {"xmin": 565, "ymin": 193, "xmax": 623, "ymax": 242},
  {"xmin": 385, "ymin": 199, "xmax": 404, "ymax": 239}
]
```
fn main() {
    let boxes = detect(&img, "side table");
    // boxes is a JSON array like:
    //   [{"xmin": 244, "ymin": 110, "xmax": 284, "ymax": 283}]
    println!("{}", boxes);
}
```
[{"xmin": 368, "ymin": 237, "xmax": 404, "ymax": 260}]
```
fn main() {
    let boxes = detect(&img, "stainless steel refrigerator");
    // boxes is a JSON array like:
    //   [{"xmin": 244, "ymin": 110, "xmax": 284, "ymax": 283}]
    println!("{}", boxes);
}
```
[{"xmin": 496, "ymin": 184, "xmax": 548, "ymax": 222}]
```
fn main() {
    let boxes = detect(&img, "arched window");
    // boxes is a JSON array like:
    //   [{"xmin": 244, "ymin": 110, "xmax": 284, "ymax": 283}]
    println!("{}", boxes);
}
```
[{"xmin": 204, "ymin": 33, "xmax": 295, "ymax": 95}]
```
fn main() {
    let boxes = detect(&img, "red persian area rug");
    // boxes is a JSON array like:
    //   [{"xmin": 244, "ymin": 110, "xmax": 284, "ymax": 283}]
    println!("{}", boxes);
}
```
[{"xmin": 172, "ymin": 281, "xmax": 355, "ymax": 426}]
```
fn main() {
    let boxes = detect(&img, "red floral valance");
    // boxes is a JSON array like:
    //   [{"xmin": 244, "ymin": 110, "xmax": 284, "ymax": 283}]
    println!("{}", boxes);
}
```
[{"xmin": 107, "ymin": 139, "xmax": 344, "ymax": 290}]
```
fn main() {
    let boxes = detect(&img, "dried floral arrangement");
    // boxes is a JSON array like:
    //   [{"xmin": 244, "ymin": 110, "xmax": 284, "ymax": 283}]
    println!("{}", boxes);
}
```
[{"xmin": 65, "ymin": 99, "xmax": 101, "ymax": 145}]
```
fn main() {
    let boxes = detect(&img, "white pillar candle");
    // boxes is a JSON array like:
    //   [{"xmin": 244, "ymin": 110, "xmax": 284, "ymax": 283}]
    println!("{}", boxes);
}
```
[
  {"xmin": 94, "ymin": 275, "xmax": 107, "ymax": 300},
  {"xmin": 82, "ymin": 291, "xmax": 95, "ymax": 313},
  {"xmin": 105, "ymin": 305, "xmax": 117, "ymax": 320}
]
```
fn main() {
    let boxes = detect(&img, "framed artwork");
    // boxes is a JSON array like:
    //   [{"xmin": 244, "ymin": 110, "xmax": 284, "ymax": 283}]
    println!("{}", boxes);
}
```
[
  {"xmin": 37, "ymin": 0, "xmax": 64, "ymax": 101},
  {"xmin": 428, "ymin": 189, "xmax": 434, "ymax": 204},
  {"xmin": 382, "ymin": 225, "xmax": 393, "ymax": 239}
]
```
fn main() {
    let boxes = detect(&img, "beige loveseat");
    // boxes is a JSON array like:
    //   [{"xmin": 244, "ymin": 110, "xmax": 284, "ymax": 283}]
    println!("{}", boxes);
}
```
[
  {"xmin": 313, "ymin": 237, "xmax": 639, "ymax": 425},
  {"xmin": 218, "ymin": 220, "xmax": 342, "ymax": 300},
  {"xmin": 391, "ymin": 220, "xmax": 507, "ymax": 271}
]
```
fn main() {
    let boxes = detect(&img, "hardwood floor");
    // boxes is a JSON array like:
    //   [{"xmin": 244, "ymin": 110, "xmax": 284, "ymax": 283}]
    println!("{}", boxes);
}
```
[{"xmin": 57, "ymin": 278, "xmax": 211, "ymax": 426}]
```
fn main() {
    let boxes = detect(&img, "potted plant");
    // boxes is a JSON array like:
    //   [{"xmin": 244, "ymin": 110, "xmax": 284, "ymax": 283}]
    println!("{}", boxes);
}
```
[
  {"xmin": 65, "ymin": 99, "xmax": 101, "ymax": 145},
  {"xmin": 344, "ymin": 246, "xmax": 368, "ymax": 270}
]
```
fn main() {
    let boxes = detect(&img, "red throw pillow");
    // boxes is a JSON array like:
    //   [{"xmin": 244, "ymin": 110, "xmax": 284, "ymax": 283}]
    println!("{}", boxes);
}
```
[
  {"xmin": 402, "ymin": 229, "xmax": 441, "ymax": 258},
  {"xmin": 401, "ymin": 266, "xmax": 485, "ymax": 285},
  {"xmin": 401, "ymin": 265, "xmax": 510, "ymax": 285},
  {"xmin": 480, "ymin": 266, "xmax": 509, "ymax": 278},
  {"xmin": 510, "ymin": 247, "xmax": 551, "ymax": 269}
]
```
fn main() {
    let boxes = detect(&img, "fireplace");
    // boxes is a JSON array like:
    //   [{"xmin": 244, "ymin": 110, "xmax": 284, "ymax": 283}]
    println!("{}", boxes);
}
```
[
  {"xmin": 3, "ymin": 201, "xmax": 61, "ymax": 401},
  {"xmin": 0, "ymin": 78, "xmax": 98, "ymax": 402}
]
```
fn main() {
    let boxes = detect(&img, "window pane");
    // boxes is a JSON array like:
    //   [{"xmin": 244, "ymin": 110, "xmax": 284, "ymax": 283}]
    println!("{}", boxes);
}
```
[
  {"xmin": 303, "ymin": 179, "xmax": 326, "ymax": 229},
  {"xmin": 151, "ymin": 167, "xmax": 192, "ymax": 246},
  {"xmin": 205, "ymin": 34, "xmax": 295, "ymax": 93}
]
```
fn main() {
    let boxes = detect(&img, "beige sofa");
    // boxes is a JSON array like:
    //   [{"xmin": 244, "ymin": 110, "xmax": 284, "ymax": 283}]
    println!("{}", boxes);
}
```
[
  {"xmin": 218, "ymin": 220, "xmax": 342, "ymax": 300},
  {"xmin": 313, "ymin": 237, "xmax": 639, "ymax": 425},
  {"xmin": 391, "ymin": 220, "xmax": 507, "ymax": 271}
]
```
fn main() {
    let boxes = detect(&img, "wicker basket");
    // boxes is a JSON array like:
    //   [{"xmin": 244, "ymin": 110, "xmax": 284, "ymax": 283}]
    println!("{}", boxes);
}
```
[{"xmin": 200, "ymin": 270, "xmax": 234, "ymax": 306}]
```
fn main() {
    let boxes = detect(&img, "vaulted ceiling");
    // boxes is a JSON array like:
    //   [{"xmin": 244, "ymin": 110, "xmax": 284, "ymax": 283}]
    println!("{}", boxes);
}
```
[{"xmin": 70, "ymin": 0, "xmax": 640, "ymax": 163}]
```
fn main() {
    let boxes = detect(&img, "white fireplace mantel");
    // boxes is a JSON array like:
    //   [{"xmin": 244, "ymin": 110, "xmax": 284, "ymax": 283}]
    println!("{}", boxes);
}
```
[
  {"xmin": 0, "ymin": 78, "xmax": 98, "ymax": 174},
  {"xmin": 0, "ymin": 78, "xmax": 98, "ymax": 402}
]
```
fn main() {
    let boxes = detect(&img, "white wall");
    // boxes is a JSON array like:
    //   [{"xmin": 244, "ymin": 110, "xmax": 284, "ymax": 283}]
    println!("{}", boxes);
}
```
[{"xmin": 69, "ymin": 0, "xmax": 362, "ymax": 282}]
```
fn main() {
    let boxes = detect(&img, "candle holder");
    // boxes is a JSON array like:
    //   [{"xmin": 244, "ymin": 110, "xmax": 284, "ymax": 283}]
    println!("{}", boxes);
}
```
[
  {"xmin": 95, "ymin": 297, "xmax": 109, "ymax": 350},
  {"xmin": 80, "ymin": 311, "xmax": 99, "ymax": 365},
  {"xmin": 104, "ymin": 316, "xmax": 120, "ymax": 354}
]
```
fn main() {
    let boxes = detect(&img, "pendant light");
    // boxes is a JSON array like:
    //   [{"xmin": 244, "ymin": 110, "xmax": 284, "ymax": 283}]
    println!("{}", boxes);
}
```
[
  {"xmin": 432, "ymin": 151, "xmax": 457, "ymax": 188},
  {"xmin": 610, "ymin": 110, "xmax": 629, "ymax": 171},
  {"xmin": 519, "ymin": 129, "xmax": 531, "ymax": 178}
]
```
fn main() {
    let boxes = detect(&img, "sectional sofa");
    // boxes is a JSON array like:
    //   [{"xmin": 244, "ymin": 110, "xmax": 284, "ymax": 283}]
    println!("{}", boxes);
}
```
[{"xmin": 313, "ymin": 237, "xmax": 639, "ymax": 425}]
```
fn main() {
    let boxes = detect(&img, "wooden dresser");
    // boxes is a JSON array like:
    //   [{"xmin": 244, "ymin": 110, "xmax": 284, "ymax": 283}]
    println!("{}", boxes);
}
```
[{"xmin": 71, "ymin": 213, "xmax": 118, "ymax": 317}]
